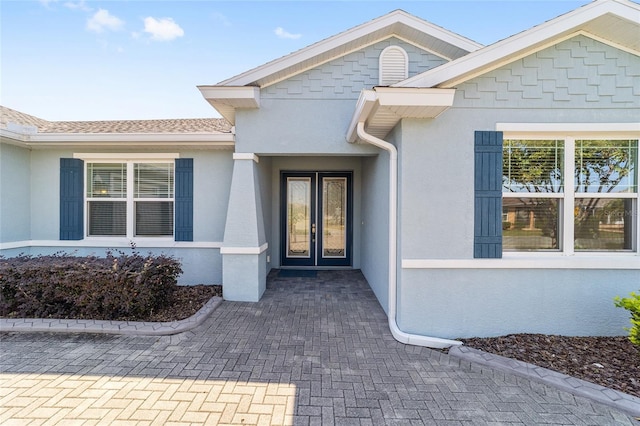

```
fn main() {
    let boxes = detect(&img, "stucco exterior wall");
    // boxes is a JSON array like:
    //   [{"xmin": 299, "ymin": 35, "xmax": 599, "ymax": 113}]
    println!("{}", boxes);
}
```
[
  {"xmin": 235, "ymin": 38, "xmax": 447, "ymax": 156},
  {"xmin": 0, "ymin": 142, "xmax": 31, "ymax": 243},
  {"xmin": 400, "ymin": 269, "xmax": 638, "ymax": 338},
  {"xmin": 360, "ymin": 151, "xmax": 391, "ymax": 314},
  {"xmin": 0, "ymin": 148, "xmax": 234, "ymax": 285},
  {"xmin": 396, "ymin": 35, "xmax": 640, "ymax": 338}
]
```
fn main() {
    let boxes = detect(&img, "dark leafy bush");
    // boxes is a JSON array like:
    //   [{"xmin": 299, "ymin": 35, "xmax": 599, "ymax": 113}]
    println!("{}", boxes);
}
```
[{"xmin": 0, "ymin": 251, "xmax": 182, "ymax": 320}]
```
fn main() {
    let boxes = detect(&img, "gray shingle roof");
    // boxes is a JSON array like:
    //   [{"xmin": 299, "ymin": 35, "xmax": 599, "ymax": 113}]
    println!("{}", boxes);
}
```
[{"xmin": 0, "ymin": 106, "xmax": 232, "ymax": 134}]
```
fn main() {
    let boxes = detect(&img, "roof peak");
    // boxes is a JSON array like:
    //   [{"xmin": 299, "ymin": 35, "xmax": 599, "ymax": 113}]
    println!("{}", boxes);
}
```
[{"xmin": 216, "ymin": 9, "xmax": 483, "ymax": 89}]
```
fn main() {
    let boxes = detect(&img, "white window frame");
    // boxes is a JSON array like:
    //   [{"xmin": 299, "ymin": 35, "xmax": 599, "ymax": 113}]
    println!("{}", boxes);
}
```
[
  {"xmin": 74, "ymin": 153, "xmax": 178, "ymax": 240},
  {"xmin": 498, "ymin": 124, "xmax": 639, "ymax": 256}
]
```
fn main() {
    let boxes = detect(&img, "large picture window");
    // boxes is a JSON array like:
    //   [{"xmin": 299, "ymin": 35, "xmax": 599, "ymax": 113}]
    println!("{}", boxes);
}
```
[
  {"xmin": 503, "ymin": 138, "xmax": 638, "ymax": 253},
  {"xmin": 86, "ymin": 162, "xmax": 174, "ymax": 237}
]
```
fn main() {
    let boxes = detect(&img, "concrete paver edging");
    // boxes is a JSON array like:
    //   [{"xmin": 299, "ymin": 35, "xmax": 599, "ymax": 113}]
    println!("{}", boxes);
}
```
[
  {"xmin": 0, "ymin": 296, "xmax": 223, "ymax": 336},
  {"xmin": 449, "ymin": 344, "xmax": 640, "ymax": 417}
]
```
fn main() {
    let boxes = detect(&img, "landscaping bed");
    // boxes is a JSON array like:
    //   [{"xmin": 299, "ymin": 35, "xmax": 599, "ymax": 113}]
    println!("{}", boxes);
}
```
[{"xmin": 462, "ymin": 334, "xmax": 639, "ymax": 398}]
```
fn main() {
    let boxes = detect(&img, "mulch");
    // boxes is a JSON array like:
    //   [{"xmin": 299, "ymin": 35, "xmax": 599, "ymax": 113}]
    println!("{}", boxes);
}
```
[{"xmin": 462, "ymin": 334, "xmax": 640, "ymax": 398}]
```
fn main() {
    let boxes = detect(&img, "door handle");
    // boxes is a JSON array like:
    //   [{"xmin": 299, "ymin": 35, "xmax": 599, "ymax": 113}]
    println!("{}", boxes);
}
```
[{"xmin": 312, "ymin": 223, "xmax": 316, "ymax": 242}]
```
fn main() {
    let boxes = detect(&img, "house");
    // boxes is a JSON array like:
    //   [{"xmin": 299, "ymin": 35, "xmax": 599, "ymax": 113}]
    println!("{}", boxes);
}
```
[{"xmin": 1, "ymin": 0, "xmax": 638, "ymax": 348}]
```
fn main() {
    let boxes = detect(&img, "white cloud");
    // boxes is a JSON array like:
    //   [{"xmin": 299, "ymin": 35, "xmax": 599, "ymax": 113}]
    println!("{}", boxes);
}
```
[
  {"xmin": 39, "ymin": 0, "xmax": 58, "ymax": 7},
  {"xmin": 274, "ymin": 27, "xmax": 301, "ymax": 40},
  {"xmin": 64, "ymin": 1, "xmax": 91, "ymax": 12},
  {"xmin": 87, "ymin": 9, "xmax": 124, "ymax": 33},
  {"xmin": 143, "ymin": 17, "xmax": 184, "ymax": 41},
  {"xmin": 212, "ymin": 12, "xmax": 232, "ymax": 27}
]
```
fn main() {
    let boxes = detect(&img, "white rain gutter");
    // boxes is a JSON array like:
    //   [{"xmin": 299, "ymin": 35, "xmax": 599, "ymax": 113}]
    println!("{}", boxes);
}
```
[{"xmin": 355, "ymin": 123, "xmax": 461, "ymax": 349}]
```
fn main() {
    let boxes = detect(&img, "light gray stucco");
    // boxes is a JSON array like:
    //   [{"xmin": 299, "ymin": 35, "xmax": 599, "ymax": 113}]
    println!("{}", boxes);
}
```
[
  {"xmin": 0, "ymin": 143, "xmax": 31, "ymax": 243},
  {"xmin": 0, "ymin": 148, "xmax": 234, "ymax": 285},
  {"xmin": 399, "ymin": 269, "xmax": 639, "ymax": 339},
  {"xmin": 360, "ymin": 152, "xmax": 391, "ymax": 313},
  {"xmin": 395, "ymin": 34, "xmax": 640, "ymax": 338}
]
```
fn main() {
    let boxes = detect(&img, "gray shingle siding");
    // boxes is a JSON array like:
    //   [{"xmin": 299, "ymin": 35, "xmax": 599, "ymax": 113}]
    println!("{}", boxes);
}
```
[
  {"xmin": 262, "ymin": 37, "xmax": 448, "ymax": 99},
  {"xmin": 456, "ymin": 35, "xmax": 640, "ymax": 108}
]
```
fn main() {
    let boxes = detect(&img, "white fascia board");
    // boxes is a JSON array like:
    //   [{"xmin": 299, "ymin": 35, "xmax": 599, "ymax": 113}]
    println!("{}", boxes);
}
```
[
  {"xmin": 397, "ymin": 0, "xmax": 640, "ymax": 89},
  {"xmin": 374, "ymin": 87, "xmax": 456, "ymax": 107},
  {"xmin": 18, "ymin": 133, "xmax": 234, "ymax": 148},
  {"xmin": 219, "ymin": 11, "xmax": 482, "ymax": 87},
  {"xmin": 0, "ymin": 129, "xmax": 29, "ymax": 146},
  {"xmin": 197, "ymin": 86, "xmax": 260, "ymax": 124},
  {"xmin": 197, "ymin": 86, "xmax": 260, "ymax": 107},
  {"xmin": 346, "ymin": 88, "xmax": 455, "ymax": 142},
  {"xmin": 3, "ymin": 129, "xmax": 234, "ymax": 148}
]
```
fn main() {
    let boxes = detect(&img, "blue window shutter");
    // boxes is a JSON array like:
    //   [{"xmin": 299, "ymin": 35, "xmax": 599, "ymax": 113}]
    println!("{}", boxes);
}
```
[
  {"xmin": 175, "ymin": 158, "xmax": 194, "ymax": 241},
  {"xmin": 60, "ymin": 158, "xmax": 84, "ymax": 240},
  {"xmin": 474, "ymin": 131, "xmax": 503, "ymax": 258}
]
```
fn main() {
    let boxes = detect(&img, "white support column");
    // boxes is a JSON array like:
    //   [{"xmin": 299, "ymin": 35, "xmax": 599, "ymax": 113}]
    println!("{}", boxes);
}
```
[{"xmin": 222, "ymin": 153, "xmax": 268, "ymax": 301}]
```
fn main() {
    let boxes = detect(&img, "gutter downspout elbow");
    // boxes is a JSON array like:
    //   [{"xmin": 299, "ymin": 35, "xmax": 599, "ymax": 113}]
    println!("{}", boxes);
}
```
[{"xmin": 356, "ymin": 122, "xmax": 461, "ymax": 349}]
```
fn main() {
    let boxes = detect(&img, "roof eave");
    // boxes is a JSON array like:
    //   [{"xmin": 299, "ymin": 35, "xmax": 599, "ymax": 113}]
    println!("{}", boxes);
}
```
[
  {"xmin": 347, "ymin": 87, "xmax": 456, "ymax": 143},
  {"xmin": 197, "ymin": 86, "xmax": 260, "ymax": 125},
  {"xmin": 217, "ymin": 10, "xmax": 483, "ymax": 88},
  {"xmin": 396, "ymin": 0, "xmax": 640, "ymax": 89},
  {"xmin": 1, "ymin": 131, "xmax": 235, "ymax": 149}
]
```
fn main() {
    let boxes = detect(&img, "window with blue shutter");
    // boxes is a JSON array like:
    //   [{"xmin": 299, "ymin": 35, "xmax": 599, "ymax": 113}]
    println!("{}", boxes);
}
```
[
  {"xmin": 60, "ymin": 158, "xmax": 84, "ymax": 240},
  {"xmin": 474, "ymin": 131, "xmax": 503, "ymax": 258},
  {"xmin": 174, "ymin": 158, "xmax": 194, "ymax": 242}
]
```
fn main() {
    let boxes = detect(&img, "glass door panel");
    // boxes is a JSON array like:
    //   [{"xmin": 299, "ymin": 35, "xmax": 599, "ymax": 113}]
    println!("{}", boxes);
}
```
[
  {"xmin": 286, "ymin": 177, "xmax": 312, "ymax": 258},
  {"xmin": 321, "ymin": 177, "xmax": 346, "ymax": 258},
  {"xmin": 281, "ymin": 172, "xmax": 351, "ymax": 267}
]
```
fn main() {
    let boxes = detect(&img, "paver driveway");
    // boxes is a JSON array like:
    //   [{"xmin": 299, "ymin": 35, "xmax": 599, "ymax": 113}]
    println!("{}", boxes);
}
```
[{"xmin": 0, "ymin": 270, "xmax": 637, "ymax": 425}]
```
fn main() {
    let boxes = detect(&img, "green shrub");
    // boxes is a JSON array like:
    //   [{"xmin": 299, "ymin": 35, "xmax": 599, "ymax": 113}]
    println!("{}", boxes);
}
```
[
  {"xmin": 614, "ymin": 291, "xmax": 640, "ymax": 347},
  {"xmin": 0, "ymin": 251, "xmax": 182, "ymax": 320}
]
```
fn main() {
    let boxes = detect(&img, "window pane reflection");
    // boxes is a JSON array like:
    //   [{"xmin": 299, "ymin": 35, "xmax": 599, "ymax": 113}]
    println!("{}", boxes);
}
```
[{"xmin": 503, "ymin": 198, "xmax": 560, "ymax": 250}]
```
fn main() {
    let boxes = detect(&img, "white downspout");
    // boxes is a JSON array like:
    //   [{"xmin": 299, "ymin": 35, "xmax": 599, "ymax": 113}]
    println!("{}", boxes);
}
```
[{"xmin": 356, "ymin": 122, "xmax": 461, "ymax": 349}]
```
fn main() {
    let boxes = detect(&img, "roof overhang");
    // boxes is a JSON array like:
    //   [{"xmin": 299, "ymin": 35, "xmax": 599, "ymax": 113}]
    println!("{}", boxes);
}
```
[
  {"xmin": 397, "ymin": 0, "xmax": 640, "ymax": 89},
  {"xmin": 216, "ymin": 10, "xmax": 482, "ymax": 89},
  {"xmin": 197, "ymin": 86, "xmax": 260, "ymax": 125},
  {"xmin": 0, "ymin": 129, "xmax": 234, "ymax": 149},
  {"xmin": 347, "ymin": 87, "xmax": 455, "ymax": 143}
]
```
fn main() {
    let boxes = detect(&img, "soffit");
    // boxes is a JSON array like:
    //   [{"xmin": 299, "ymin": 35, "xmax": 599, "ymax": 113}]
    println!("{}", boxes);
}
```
[{"xmin": 347, "ymin": 88, "xmax": 456, "ymax": 143}]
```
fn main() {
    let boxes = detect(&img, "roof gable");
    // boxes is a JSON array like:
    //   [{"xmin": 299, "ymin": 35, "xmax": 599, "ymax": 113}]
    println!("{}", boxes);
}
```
[
  {"xmin": 397, "ymin": 0, "xmax": 640, "ymax": 89},
  {"xmin": 217, "ymin": 10, "xmax": 483, "ymax": 89}
]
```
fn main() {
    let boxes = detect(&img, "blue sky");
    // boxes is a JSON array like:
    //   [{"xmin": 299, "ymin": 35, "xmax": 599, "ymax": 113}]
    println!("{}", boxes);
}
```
[{"xmin": 1, "ymin": 0, "xmax": 589, "ymax": 121}]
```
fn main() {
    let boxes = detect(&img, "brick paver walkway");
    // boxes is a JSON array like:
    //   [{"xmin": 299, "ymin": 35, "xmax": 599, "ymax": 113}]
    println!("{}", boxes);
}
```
[{"xmin": 1, "ymin": 270, "xmax": 637, "ymax": 425}]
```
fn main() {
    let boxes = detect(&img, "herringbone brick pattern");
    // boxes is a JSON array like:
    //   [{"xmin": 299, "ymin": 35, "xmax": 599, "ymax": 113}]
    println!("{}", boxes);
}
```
[{"xmin": 1, "ymin": 270, "xmax": 636, "ymax": 425}]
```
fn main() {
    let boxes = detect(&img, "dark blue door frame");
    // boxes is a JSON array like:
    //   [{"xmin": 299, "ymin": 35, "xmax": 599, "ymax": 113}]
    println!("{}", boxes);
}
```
[{"xmin": 280, "ymin": 171, "xmax": 352, "ymax": 267}]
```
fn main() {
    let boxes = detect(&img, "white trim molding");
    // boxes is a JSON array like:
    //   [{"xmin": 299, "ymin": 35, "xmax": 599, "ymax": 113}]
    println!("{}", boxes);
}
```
[
  {"xmin": 497, "ymin": 122, "xmax": 640, "ymax": 139},
  {"xmin": 0, "ymin": 240, "xmax": 224, "ymax": 250},
  {"xmin": 232, "ymin": 153, "xmax": 260, "ymax": 163},
  {"xmin": 220, "ymin": 243, "xmax": 269, "ymax": 255},
  {"xmin": 402, "ymin": 256, "xmax": 640, "ymax": 270},
  {"xmin": 197, "ymin": 86, "xmax": 260, "ymax": 125},
  {"xmin": 1, "ymin": 129, "xmax": 235, "ymax": 149},
  {"xmin": 74, "ymin": 153, "xmax": 180, "ymax": 161},
  {"xmin": 347, "ymin": 87, "xmax": 455, "ymax": 143}
]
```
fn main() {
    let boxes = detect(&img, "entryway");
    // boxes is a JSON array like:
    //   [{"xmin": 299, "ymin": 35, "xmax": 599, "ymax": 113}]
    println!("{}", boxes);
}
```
[{"xmin": 280, "ymin": 172, "xmax": 352, "ymax": 267}]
